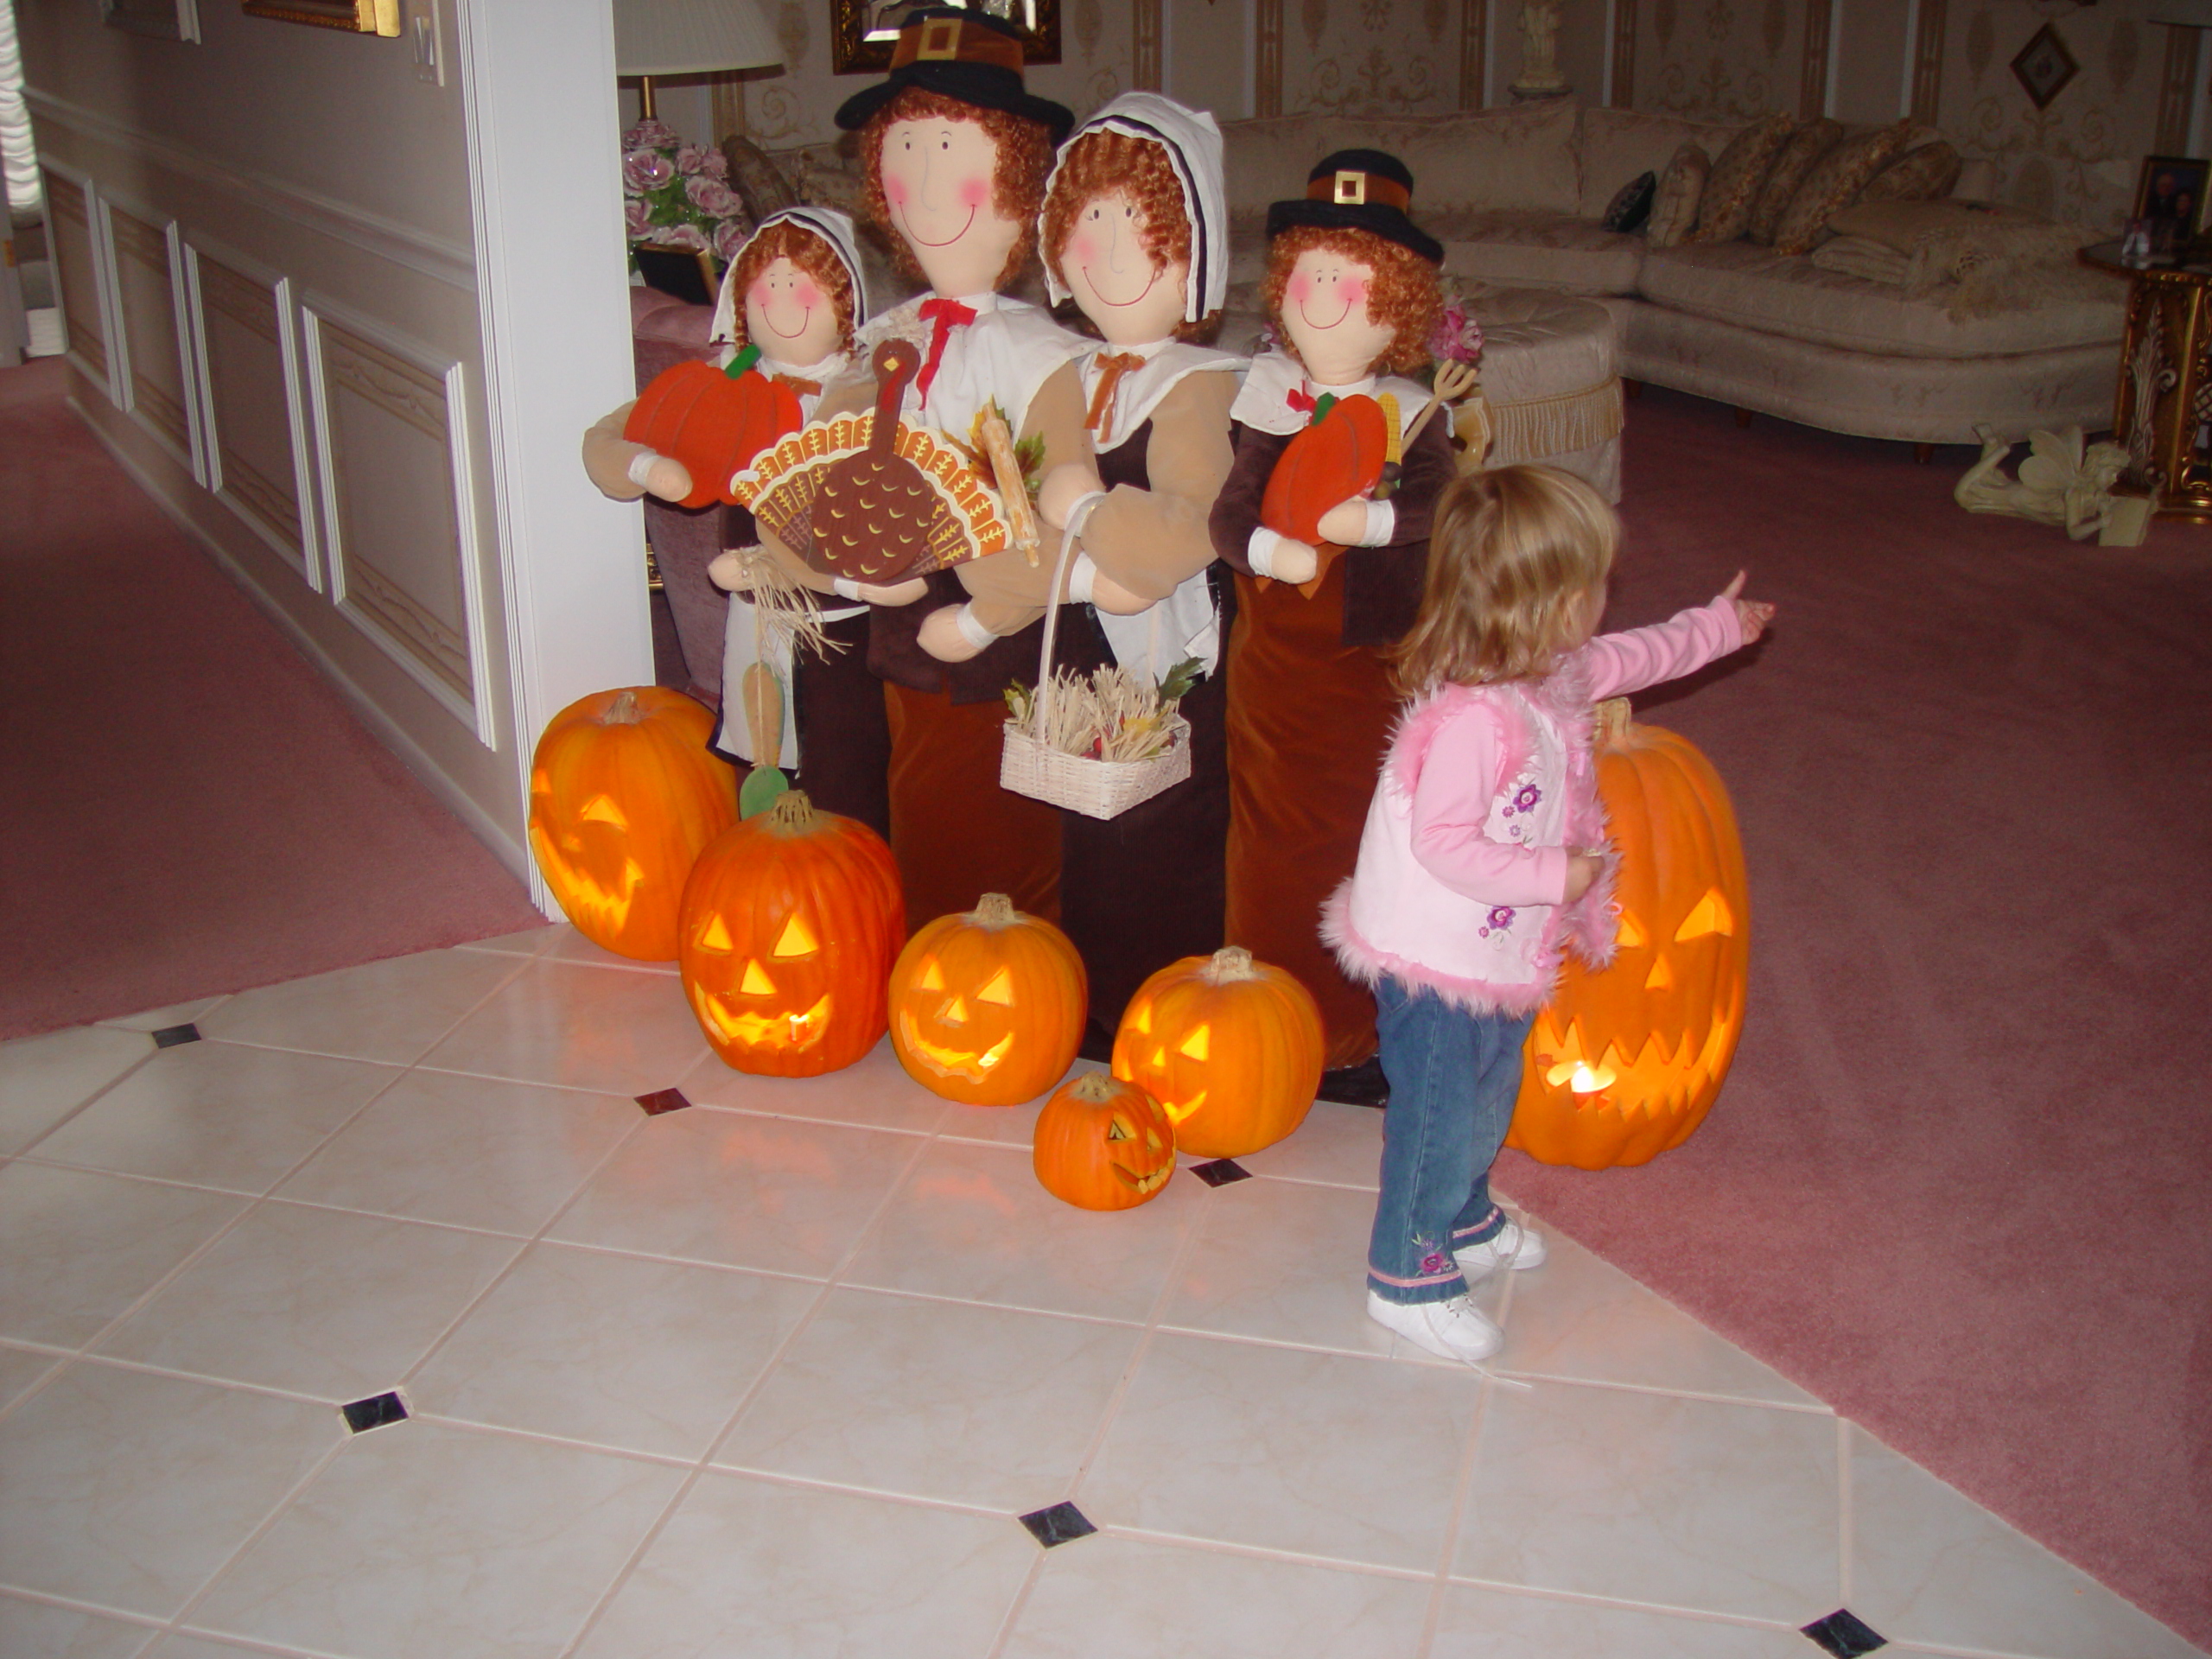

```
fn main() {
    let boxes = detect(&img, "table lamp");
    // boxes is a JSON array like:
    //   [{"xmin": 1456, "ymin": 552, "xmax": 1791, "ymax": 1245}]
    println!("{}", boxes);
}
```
[{"xmin": 613, "ymin": 0, "xmax": 780, "ymax": 120}]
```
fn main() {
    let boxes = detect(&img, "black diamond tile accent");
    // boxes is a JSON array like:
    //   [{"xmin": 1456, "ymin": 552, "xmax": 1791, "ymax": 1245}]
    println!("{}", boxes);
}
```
[
  {"xmin": 1018, "ymin": 1502, "xmax": 1096, "ymax": 1548},
  {"xmin": 151, "ymin": 1023, "xmax": 202, "ymax": 1048},
  {"xmin": 1189, "ymin": 1158, "xmax": 1251, "ymax": 1186},
  {"xmin": 340, "ymin": 1391, "xmax": 409, "ymax": 1433},
  {"xmin": 635, "ymin": 1088, "xmax": 693, "ymax": 1116},
  {"xmin": 1801, "ymin": 1609, "xmax": 1886, "ymax": 1656}
]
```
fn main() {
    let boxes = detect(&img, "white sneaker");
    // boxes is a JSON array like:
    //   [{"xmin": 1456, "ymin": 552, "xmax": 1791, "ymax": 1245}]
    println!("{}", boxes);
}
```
[
  {"xmin": 1367, "ymin": 1290, "xmax": 1503, "ymax": 1365},
  {"xmin": 1453, "ymin": 1219, "xmax": 1547, "ymax": 1279}
]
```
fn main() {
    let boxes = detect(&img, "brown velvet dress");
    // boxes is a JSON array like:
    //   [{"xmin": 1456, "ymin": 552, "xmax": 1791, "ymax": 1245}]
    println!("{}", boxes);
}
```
[{"xmin": 1209, "ymin": 413, "xmax": 1456, "ymax": 1068}]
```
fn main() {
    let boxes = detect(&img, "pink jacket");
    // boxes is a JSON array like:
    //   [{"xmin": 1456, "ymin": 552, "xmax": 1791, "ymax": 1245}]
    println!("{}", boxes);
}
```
[{"xmin": 1323, "ymin": 598, "xmax": 1743, "ymax": 1015}]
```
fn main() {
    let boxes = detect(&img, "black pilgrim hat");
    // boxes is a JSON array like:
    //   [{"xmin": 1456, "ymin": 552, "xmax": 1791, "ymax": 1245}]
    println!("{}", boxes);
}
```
[
  {"xmin": 834, "ymin": 7, "xmax": 1074, "ymax": 144},
  {"xmin": 1264, "ymin": 149, "xmax": 1444, "ymax": 266}
]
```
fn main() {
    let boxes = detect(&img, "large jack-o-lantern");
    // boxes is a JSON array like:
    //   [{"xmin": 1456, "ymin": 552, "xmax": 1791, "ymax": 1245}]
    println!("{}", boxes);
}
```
[
  {"xmin": 1508, "ymin": 700, "xmax": 1750, "ymax": 1169},
  {"xmin": 888, "ymin": 893, "xmax": 1086, "ymax": 1106},
  {"xmin": 678, "ymin": 791, "xmax": 904, "ymax": 1077},
  {"xmin": 1111, "ymin": 947, "xmax": 1325, "ymax": 1160},
  {"xmin": 528, "ymin": 687, "xmax": 736, "ymax": 961},
  {"xmin": 1033, "ymin": 1072, "xmax": 1176, "ymax": 1211}
]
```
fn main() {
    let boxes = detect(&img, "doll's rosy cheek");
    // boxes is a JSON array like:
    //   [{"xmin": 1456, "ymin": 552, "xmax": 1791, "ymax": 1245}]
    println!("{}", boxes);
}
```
[
  {"xmin": 1286, "ymin": 270, "xmax": 1313, "ymax": 303},
  {"xmin": 883, "ymin": 175, "xmax": 910, "ymax": 207},
  {"xmin": 747, "ymin": 276, "xmax": 775, "ymax": 308},
  {"xmin": 1340, "ymin": 276, "xmax": 1371, "ymax": 307},
  {"xmin": 1068, "ymin": 231, "xmax": 1100, "ymax": 265},
  {"xmin": 791, "ymin": 277, "xmax": 821, "ymax": 308},
  {"xmin": 956, "ymin": 174, "xmax": 990, "ymax": 210}
]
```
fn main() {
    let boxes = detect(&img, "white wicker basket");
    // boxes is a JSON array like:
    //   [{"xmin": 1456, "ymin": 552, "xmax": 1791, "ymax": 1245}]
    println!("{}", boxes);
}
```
[{"xmin": 998, "ymin": 512, "xmax": 1192, "ymax": 821}]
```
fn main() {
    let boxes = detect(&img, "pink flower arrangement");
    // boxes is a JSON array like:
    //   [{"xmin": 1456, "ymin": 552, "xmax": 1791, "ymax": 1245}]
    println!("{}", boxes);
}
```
[
  {"xmin": 622, "ymin": 121, "xmax": 749, "ymax": 266},
  {"xmin": 1429, "ymin": 298, "xmax": 1484, "ymax": 366}
]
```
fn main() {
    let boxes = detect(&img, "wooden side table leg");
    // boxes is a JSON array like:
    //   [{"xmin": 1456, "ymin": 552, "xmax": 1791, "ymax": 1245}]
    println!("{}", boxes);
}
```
[{"xmin": 1914, "ymin": 444, "xmax": 1935, "ymax": 464}]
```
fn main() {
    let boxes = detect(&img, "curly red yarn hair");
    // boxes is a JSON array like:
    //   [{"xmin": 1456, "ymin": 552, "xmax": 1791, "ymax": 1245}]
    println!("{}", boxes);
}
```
[
  {"xmin": 858, "ymin": 88, "xmax": 1054, "ymax": 292},
  {"xmin": 1040, "ymin": 128, "xmax": 1218, "ymax": 341},
  {"xmin": 722, "ymin": 219, "xmax": 856, "ymax": 353},
  {"xmin": 1262, "ymin": 224, "xmax": 1440, "ymax": 378}
]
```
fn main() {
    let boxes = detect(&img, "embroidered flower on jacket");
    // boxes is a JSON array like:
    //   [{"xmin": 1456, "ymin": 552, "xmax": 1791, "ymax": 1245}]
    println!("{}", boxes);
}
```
[
  {"xmin": 1504, "ymin": 783, "xmax": 1542, "ymax": 816},
  {"xmin": 1478, "ymin": 905, "xmax": 1516, "ymax": 938}
]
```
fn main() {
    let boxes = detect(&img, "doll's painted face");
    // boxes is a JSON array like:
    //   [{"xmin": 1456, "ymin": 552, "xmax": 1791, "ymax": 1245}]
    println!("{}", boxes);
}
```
[
  {"xmin": 1282, "ymin": 245, "xmax": 1396, "ymax": 387},
  {"xmin": 1059, "ymin": 189, "xmax": 1189, "ymax": 347},
  {"xmin": 743, "ymin": 256, "xmax": 843, "ymax": 367},
  {"xmin": 880, "ymin": 115, "xmax": 1022, "ymax": 297}
]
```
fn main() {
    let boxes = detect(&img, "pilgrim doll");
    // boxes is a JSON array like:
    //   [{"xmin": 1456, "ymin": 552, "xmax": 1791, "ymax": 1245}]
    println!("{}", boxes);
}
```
[
  {"xmin": 750, "ymin": 5, "xmax": 1100, "ymax": 931},
  {"xmin": 1033, "ymin": 92, "xmax": 1242, "ymax": 1050},
  {"xmin": 1208, "ymin": 149, "xmax": 1451, "ymax": 1096}
]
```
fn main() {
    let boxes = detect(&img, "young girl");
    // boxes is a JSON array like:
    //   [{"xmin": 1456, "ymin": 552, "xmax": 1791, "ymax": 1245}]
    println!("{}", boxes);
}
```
[{"xmin": 1324, "ymin": 465, "xmax": 1774, "ymax": 1364}]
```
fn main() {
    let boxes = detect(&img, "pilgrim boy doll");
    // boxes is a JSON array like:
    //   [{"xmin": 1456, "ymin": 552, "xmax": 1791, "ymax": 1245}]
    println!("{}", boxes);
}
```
[
  {"xmin": 1033, "ymin": 92, "xmax": 1243, "ymax": 1049},
  {"xmin": 1209, "ymin": 149, "xmax": 1453, "ymax": 1097}
]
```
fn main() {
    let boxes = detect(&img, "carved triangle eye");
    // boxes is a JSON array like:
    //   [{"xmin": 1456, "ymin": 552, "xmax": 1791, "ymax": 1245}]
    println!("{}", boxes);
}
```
[
  {"xmin": 772, "ymin": 914, "xmax": 820, "ymax": 957},
  {"xmin": 741, "ymin": 959, "xmax": 777, "ymax": 995},
  {"xmin": 696, "ymin": 913, "xmax": 736, "ymax": 953},
  {"xmin": 916, "ymin": 957, "xmax": 945, "ymax": 991},
  {"xmin": 976, "ymin": 966, "xmax": 1016, "ymax": 1006},
  {"xmin": 1106, "ymin": 1116, "xmax": 1132, "ymax": 1141},
  {"xmin": 1178, "ymin": 1024, "xmax": 1211, "ymax": 1061},
  {"xmin": 579, "ymin": 793, "xmax": 628, "ymax": 830},
  {"xmin": 1615, "ymin": 912, "xmax": 1647, "ymax": 949},
  {"xmin": 1644, "ymin": 956, "xmax": 1675, "ymax": 991},
  {"xmin": 1674, "ymin": 888, "xmax": 1736, "ymax": 942}
]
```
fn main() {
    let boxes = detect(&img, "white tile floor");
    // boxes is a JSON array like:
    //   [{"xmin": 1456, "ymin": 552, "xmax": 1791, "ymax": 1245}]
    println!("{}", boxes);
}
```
[{"xmin": 0, "ymin": 925, "xmax": 2198, "ymax": 1659}]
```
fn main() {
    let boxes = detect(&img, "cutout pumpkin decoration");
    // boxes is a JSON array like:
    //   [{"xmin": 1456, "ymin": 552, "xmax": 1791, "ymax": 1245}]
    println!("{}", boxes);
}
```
[
  {"xmin": 1508, "ymin": 699, "xmax": 1751, "ymax": 1169},
  {"xmin": 1111, "ymin": 946, "xmax": 1325, "ymax": 1160},
  {"xmin": 888, "ymin": 893, "xmax": 1086, "ymax": 1105},
  {"xmin": 1259, "ymin": 393, "xmax": 1391, "ymax": 546},
  {"xmin": 528, "ymin": 687, "xmax": 736, "ymax": 962},
  {"xmin": 1033, "ymin": 1071, "xmax": 1175, "ymax": 1210},
  {"xmin": 678, "ymin": 790, "xmax": 905, "ymax": 1077},
  {"xmin": 622, "ymin": 345, "xmax": 805, "ymax": 509}
]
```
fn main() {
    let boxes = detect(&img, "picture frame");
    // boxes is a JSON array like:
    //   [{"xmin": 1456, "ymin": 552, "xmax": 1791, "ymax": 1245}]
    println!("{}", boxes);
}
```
[
  {"xmin": 241, "ymin": 0, "xmax": 402, "ymax": 37},
  {"xmin": 2134, "ymin": 155, "xmax": 2209, "ymax": 239},
  {"xmin": 830, "ymin": 0, "xmax": 1060, "ymax": 75},
  {"xmin": 2010, "ymin": 23, "xmax": 2078, "ymax": 112},
  {"xmin": 102, "ymin": 0, "xmax": 200, "ymax": 41},
  {"xmin": 632, "ymin": 244, "xmax": 721, "ymax": 308}
]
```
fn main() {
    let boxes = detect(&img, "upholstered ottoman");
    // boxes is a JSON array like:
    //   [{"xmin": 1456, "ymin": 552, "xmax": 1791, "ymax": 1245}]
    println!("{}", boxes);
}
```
[{"xmin": 1456, "ymin": 286, "xmax": 1624, "ymax": 502}]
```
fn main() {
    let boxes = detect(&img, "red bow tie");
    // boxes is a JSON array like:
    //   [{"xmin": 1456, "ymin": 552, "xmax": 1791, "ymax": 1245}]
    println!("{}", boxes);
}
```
[
  {"xmin": 916, "ymin": 297, "xmax": 977, "ymax": 405},
  {"xmin": 1286, "ymin": 387, "xmax": 1317, "ymax": 415}
]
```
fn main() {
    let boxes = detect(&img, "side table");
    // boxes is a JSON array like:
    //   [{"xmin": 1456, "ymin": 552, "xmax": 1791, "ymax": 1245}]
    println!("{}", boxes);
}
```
[{"xmin": 2080, "ymin": 240, "xmax": 2212, "ymax": 519}]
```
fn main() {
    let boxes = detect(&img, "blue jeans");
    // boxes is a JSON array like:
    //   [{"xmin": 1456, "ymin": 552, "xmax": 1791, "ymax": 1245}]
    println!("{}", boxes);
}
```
[{"xmin": 1366, "ymin": 976, "xmax": 1535, "ymax": 1305}]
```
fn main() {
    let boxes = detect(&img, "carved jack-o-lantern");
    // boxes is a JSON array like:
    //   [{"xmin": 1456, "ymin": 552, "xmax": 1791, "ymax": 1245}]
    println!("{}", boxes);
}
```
[
  {"xmin": 677, "ymin": 791, "xmax": 904, "ymax": 1077},
  {"xmin": 1033, "ymin": 1071, "xmax": 1176, "ymax": 1211},
  {"xmin": 528, "ymin": 687, "xmax": 736, "ymax": 961},
  {"xmin": 1508, "ymin": 700, "xmax": 1751, "ymax": 1169},
  {"xmin": 888, "ymin": 893, "xmax": 1086, "ymax": 1106},
  {"xmin": 1111, "ymin": 947, "xmax": 1325, "ymax": 1160}
]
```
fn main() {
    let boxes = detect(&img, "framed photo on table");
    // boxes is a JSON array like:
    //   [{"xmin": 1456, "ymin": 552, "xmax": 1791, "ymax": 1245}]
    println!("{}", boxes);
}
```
[
  {"xmin": 2134, "ymin": 156, "xmax": 2209, "ymax": 242},
  {"xmin": 241, "ymin": 1, "xmax": 402, "ymax": 36}
]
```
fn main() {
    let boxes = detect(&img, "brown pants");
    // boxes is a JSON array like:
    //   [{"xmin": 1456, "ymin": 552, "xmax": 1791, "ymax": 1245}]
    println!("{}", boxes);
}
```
[
  {"xmin": 1224, "ymin": 564, "xmax": 1397, "ymax": 1070},
  {"xmin": 884, "ymin": 681, "xmax": 1062, "ymax": 934}
]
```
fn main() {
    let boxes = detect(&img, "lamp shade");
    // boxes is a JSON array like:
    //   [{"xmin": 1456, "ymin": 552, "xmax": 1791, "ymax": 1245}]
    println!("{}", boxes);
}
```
[
  {"xmin": 613, "ymin": 0, "xmax": 780, "ymax": 76},
  {"xmin": 2150, "ymin": 1, "xmax": 2212, "ymax": 26}
]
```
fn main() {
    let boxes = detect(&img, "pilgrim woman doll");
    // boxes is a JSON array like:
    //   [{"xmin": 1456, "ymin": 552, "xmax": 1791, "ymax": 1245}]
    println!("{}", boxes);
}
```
[
  {"xmin": 1032, "ymin": 92, "xmax": 1242, "ymax": 1051},
  {"xmin": 1208, "ymin": 149, "xmax": 1450, "ymax": 1097}
]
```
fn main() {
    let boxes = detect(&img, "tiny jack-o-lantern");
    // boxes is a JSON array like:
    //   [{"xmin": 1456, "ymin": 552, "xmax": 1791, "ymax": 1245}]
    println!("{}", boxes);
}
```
[
  {"xmin": 1033, "ymin": 1071, "xmax": 1176, "ymax": 1211},
  {"xmin": 623, "ymin": 344, "xmax": 805, "ymax": 510},
  {"xmin": 678, "ymin": 791, "xmax": 904, "ymax": 1077},
  {"xmin": 1111, "ymin": 947, "xmax": 1325, "ymax": 1160},
  {"xmin": 528, "ymin": 687, "xmax": 736, "ymax": 962},
  {"xmin": 1261, "ymin": 394, "xmax": 1390, "ymax": 546},
  {"xmin": 1508, "ymin": 699, "xmax": 1751, "ymax": 1169},
  {"xmin": 888, "ymin": 893, "xmax": 1086, "ymax": 1106}
]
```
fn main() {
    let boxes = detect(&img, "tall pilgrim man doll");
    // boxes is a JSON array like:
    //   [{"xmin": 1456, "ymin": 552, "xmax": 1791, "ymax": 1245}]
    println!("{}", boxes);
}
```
[
  {"xmin": 1209, "ymin": 149, "xmax": 1451, "ymax": 1095},
  {"xmin": 753, "ymin": 4, "xmax": 1100, "ymax": 932},
  {"xmin": 1034, "ymin": 92, "xmax": 1242, "ymax": 1050}
]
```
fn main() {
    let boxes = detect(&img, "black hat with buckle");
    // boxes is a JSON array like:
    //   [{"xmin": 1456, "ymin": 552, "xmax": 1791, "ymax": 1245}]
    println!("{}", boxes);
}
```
[
  {"xmin": 1265, "ymin": 149, "xmax": 1443, "ymax": 265},
  {"xmin": 834, "ymin": 7, "xmax": 1074, "ymax": 144}
]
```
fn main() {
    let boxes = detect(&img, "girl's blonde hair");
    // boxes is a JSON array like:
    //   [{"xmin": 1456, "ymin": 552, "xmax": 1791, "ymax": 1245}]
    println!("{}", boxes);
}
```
[{"xmin": 1389, "ymin": 464, "xmax": 1618, "ymax": 696}]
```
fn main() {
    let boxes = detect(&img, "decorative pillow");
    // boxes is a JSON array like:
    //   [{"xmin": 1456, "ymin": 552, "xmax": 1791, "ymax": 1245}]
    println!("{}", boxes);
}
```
[
  {"xmin": 1688, "ymin": 111, "xmax": 1795, "ymax": 244},
  {"xmin": 720, "ymin": 134, "xmax": 798, "ymax": 224},
  {"xmin": 1601, "ymin": 171, "xmax": 1657, "ymax": 233},
  {"xmin": 1645, "ymin": 143, "xmax": 1710, "ymax": 250},
  {"xmin": 1771, "ymin": 120, "xmax": 1916, "ymax": 256},
  {"xmin": 1747, "ymin": 118, "xmax": 1842, "ymax": 245},
  {"xmin": 1859, "ymin": 141, "xmax": 1963, "ymax": 206}
]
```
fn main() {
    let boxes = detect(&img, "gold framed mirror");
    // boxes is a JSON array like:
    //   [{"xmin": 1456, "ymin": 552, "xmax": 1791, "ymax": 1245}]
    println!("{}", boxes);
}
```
[{"xmin": 241, "ymin": 0, "xmax": 402, "ymax": 37}]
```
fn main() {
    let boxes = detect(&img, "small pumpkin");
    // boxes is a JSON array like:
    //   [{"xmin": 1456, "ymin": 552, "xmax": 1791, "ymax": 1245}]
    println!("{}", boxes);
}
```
[
  {"xmin": 623, "ymin": 346, "xmax": 804, "ymax": 509},
  {"xmin": 1111, "ymin": 946, "xmax": 1325, "ymax": 1160},
  {"xmin": 678, "ymin": 790, "xmax": 905, "ymax": 1077},
  {"xmin": 1033, "ymin": 1071, "xmax": 1176, "ymax": 1211},
  {"xmin": 1260, "ymin": 393, "xmax": 1389, "ymax": 546},
  {"xmin": 1508, "ymin": 699, "xmax": 1751, "ymax": 1169},
  {"xmin": 889, "ymin": 893, "xmax": 1086, "ymax": 1105},
  {"xmin": 528, "ymin": 687, "xmax": 736, "ymax": 961}
]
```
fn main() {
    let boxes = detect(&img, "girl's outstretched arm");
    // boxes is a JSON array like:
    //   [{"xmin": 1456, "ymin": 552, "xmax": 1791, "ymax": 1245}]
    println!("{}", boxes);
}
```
[{"xmin": 1581, "ymin": 577, "xmax": 1767, "ymax": 702}]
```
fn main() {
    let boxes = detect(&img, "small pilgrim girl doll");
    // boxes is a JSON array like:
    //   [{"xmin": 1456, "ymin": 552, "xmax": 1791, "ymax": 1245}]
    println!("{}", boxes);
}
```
[
  {"xmin": 752, "ymin": 5, "xmax": 1098, "ymax": 929},
  {"xmin": 1208, "ymin": 149, "xmax": 1452, "ymax": 1096},
  {"xmin": 1033, "ymin": 92, "xmax": 1243, "ymax": 1048}
]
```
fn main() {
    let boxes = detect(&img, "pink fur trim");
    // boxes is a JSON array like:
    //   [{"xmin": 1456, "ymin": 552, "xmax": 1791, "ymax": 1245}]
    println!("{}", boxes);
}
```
[{"xmin": 1385, "ymin": 684, "xmax": 1533, "ymax": 803}]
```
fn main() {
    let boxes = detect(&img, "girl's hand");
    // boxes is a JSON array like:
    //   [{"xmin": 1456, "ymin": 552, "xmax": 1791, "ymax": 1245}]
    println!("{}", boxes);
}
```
[
  {"xmin": 1721, "ymin": 569, "xmax": 1776, "ymax": 645},
  {"xmin": 1316, "ymin": 497, "xmax": 1369, "ymax": 545},
  {"xmin": 1563, "ymin": 852, "xmax": 1605, "ymax": 903}
]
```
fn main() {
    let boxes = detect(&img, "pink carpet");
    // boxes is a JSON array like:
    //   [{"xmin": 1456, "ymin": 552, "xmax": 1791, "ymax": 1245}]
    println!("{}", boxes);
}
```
[
  {"xmin": 0, "ymin": 359, "xmax": 543, "ymax": 1039},
  {"xmin": 1502, "ymin": 387, "xmax": 2212, "ymax": 1648}
]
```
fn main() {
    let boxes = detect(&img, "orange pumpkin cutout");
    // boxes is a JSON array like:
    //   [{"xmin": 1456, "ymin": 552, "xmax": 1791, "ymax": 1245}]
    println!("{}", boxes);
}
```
[
  {"xmin": 678, "ymin": 790, "xmax": 905, "ymax": 1077},
  {"xmin": 888, "ymin": 893, "xmax": 1087, "ymax": 1106},
  {"xmin": 624, "ymin": 346, "xmax": 804, "ymax": 509},
  {"xmin": 528, "ymin": 687, "xmax": 736, "ymax": 962},
  {"xmin": 1507, "ymin": 700, "xmax": 1751, "ymax": 1169},
  {"xmin": 1111, "ymin": 947, "xmax": 1325, "ymax": 1160},
  {"xmin": 1260, "ymin": 394, "xmax": 1390, "ymax": 546},
  {"xmin": 1033, "ymin": 1072, "xmax": 1175, "ymax": 1211}
]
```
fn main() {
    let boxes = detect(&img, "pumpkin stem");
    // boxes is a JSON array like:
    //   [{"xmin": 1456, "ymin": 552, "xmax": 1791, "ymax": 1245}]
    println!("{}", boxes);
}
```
[
  {"xmin": 1204, "ymin": 946, "xmax": 1258, "ymax": 983},
  {"xmin": 601, "ymin": 689, "xmax": 646, "ymax": 726},
  {"xmin": 1593, "ymin": 698, "xmax": 1633, "ymax": 752},
  {"xmin": 970, "ymin": 892, "xmax": 1018, "ymax": 928},
  {"xmin": 764, "ymin": 789, "xmax": 817, "ymax": 833},
  {"xmin": 1068, "ymin": 1071, "xmax": 1122, "ymax": 1103}
]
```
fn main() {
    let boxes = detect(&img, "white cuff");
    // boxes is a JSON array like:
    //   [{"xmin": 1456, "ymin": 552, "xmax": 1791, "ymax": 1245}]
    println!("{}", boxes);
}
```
[
  {"xmin": 625, "ymin": 449, "xmax": 662, "ymax": 489},
  {"xmin": 831, "ymin": 577, "xmax": 863, "ymax": 601},
  {"xmin": 1246, "ymin": 525, "xmax": 1288, "ymax": 579},
  {"xmin": 953, "ymin": 603, "xmax": 997, "ymax": 652},
  {"xmin": 1064, "ymin": 552, "xmax": 1098, "ymax": 604},
  {"xmin": 1361, "ymin": 498, "xmax": 1396, "ymax": 546}
]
